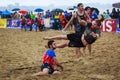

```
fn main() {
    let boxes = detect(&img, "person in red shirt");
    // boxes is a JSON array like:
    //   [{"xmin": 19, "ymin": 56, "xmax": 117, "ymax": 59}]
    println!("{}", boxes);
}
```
[
  {"xmin": 27, "ymin": 18, "xmax": 33, "ymax": 31},
  {"xmin": 32, "ymin": 40, "xmax": 63, "ymax": 76},
  {"xmin": 21, "ymin": 16, "xmax": 27, "ymax": 31},
  {"xmin": 36, "ymin": 17, "xmax": 43, "ymax": 32},
  {"xmin": 59, "ymin": 12, "xmax": 67, "ymax": 29}
]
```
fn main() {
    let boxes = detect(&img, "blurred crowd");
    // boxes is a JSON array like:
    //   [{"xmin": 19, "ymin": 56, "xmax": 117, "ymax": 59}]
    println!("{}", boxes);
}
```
[{"xmin": 0, "ymin": 7, "xmax": 120, "ymax": 31}]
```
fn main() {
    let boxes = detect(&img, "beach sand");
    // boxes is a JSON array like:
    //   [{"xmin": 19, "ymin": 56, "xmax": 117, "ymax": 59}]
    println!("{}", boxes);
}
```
[{"xmin": 0, "ymin": 29, "xmax": 120, "ymax": 80}]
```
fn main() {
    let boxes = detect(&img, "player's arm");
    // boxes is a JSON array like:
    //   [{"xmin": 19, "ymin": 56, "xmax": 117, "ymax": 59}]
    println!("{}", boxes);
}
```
[
  {"xmin": 53, "ymin": 57, "xmax": 63, "ymax": 71},
  {"xmin": 62, "ymin": 13, "xmax": 76, "ymax": 31}
]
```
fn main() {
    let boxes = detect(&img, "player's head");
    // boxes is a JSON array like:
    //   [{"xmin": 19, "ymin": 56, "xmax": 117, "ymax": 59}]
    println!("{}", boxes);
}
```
[
  {"xmin": 48, "ymin": 40, "xmax": 56, "ymax": 50},
  {"xmin": 77, "ymin": 3, "xmax": 84, "ymax": 10},
  {"xmin": 92, "ymin": 19, "xmax": 101, "ymax": 28}
]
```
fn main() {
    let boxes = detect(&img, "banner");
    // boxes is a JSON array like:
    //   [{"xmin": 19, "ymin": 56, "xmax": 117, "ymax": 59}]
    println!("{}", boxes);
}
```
[
  {"xmin": 101, "ymin": 19, "xmax": 116, "ymax": 32},
  {"xmin": 7, "ymin": 20, "xmax": 21, "ymax": 29},
  {"xmin": 0, "ymin": 19, "xmax": 7, "ymax": 28},
  {"xmin": 116, "ymin": 19, "xmax": 120, "ymax": 33}
]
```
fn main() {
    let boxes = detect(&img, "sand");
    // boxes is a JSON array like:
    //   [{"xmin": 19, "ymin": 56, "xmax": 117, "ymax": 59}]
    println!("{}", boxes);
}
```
[{"xmin": 0, "ymin": 29, "xmax": 120, "ymax": 80}]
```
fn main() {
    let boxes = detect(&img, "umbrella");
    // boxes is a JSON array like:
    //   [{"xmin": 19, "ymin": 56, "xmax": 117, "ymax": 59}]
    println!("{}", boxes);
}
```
[
  {"xmin": 51, "ymin": 8, "xmax": 64, "ymax": 13},
  {"xmin": 2, "ymin": 9, "xmax": 11, "ymax": 15},
  {"xmin": 12, "ymin": 8, "xmax": 20, "ymax": 11},
  {"xmin": 112, "ymin": 2, "xmax": 120, "ymax": 8},
  {"xmin": 19, "ymin": 10, "xmax": 27, "ymax": 14},
  {"xmin": 34, "ymin": 8, "xmax": 44, "ymax": 12}
]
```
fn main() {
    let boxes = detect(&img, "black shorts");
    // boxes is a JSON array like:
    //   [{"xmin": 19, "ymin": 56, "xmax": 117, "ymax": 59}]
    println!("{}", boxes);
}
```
[
  {"xmin": 84, "ymin": 35, "xmax": 96, "ymax": 44},
  {"xmin": 41, "ymin": 63, "xmax": 55, "ymax": 74},
  {"xmin": 67, "ymin": 33, "xmax": 85, "ymax": 47}
]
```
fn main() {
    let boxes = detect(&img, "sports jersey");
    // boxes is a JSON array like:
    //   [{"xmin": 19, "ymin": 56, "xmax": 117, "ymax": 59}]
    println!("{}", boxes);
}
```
[
  {"xmin": 42, "ymin": 49, "xmax": 56, "ymax": 69},
  {"xmin": 84, "ymin": 22, "xmax": 100, "ymax": 44}
]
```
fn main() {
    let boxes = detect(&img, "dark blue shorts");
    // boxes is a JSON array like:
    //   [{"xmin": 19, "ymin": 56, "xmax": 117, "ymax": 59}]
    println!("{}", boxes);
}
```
[{"xmin": 41, "ymin": 63, "xmax": 55, "ymax": 74}]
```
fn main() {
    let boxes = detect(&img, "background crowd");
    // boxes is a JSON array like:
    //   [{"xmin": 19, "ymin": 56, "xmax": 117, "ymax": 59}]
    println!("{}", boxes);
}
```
[{"xmin": 0, "ymin": 7, "xmax": 120, "ymax": 31}]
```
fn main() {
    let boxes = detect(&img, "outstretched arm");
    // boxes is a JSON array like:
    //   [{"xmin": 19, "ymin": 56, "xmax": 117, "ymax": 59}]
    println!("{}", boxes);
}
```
[
  {"xmin": 43, "ymin": 35, "xmax": 68, "ymax": 40},
  {"xmin": 62, "ymin": 13, "xmax": 76, "ymax": 31}
]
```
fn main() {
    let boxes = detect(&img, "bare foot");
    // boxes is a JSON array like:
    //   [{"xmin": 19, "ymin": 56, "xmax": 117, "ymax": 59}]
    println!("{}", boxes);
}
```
[
  {"xmin": 62, "ymin": 30, "xmax": 67, "ymax": 33},
  {"xmin": 31, "ymin": 74, "xmax": 36, "ymax": 76},
  {"xmin": 43, "ymin": 37, "xmax": 49, "ymax": 40}
]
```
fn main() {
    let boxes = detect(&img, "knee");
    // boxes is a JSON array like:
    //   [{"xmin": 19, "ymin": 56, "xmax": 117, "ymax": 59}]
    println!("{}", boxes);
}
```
[{"xmin": 65, "ymin": 42, "xmax": 69, "ymax": 46}]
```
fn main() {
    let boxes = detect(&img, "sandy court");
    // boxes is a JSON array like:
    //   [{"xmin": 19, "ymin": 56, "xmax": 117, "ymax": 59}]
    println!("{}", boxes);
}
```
[{"xmin": 0, "ymin": 29, "xmax": 120, "ymax": 80}]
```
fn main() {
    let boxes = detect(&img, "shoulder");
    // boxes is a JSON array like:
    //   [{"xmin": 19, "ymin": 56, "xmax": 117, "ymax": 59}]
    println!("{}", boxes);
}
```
[
  {"xmin": 47, "ymin": 49, "xmax": 54, "ymax": 53},
  {"xmin": 46, "ymin": 49, "xmax": 56, "ymax": 58}
]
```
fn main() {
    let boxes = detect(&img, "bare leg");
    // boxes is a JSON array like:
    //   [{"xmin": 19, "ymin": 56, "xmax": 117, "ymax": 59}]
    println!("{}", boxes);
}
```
[
  {"xmin": 53, "ymin": 71, "xmax": 61, "ymax": 74},
  {"xmin": 44, "ymin": 35, "xmax": 68, "ymax": 40},
  {"xmin": 56, "ymin": 41, "xmax": 69, "ymax": 48},
  {"xmin": 32, "ymin": 68, "xmax": 49, "ymax": 76},
  {"xmin": 25, "ymin": 25, "xmax": 27, "ymax": 31},
  {"xmin": 83, "ymin": 47, "xmax": 86, "ymax": 56},
  {"xmin": 36, "ymin": 25, "xmax": 37, "ymax": 32},
  {"xmin": 74, "ymin": 48, "xmax": 80, "ymax": 58},
  {"xmin": 87, "ymin": 44, "xmax": 92, "ymax": 56},
  {"xmin": 74, "ymin": 47, "xmax": 86, "ymax": 58},
  {"xmin": 21, "ymin": 25, "xmax": 23, "ymax": 31}
]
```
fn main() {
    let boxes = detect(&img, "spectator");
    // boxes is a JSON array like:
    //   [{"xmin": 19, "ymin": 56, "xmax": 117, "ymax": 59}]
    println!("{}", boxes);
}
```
[
  {"xmin": 21, "ymin": 16, "xmax": 27, "ymax": 31},
  {"xmin": 110, "ymin": 8, "xmax": 118, "ymax": 19},
  {"xmin": 27, "ymin": 18, "xmax": 33, "ymax": 31},
  {"xmin": 91, "ymin": 9, "xmax": 98, "ymax": 20}
]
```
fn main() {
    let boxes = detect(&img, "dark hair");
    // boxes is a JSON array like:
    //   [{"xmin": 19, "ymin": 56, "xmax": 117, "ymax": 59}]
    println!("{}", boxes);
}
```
[
  {"xmin": 95, "ymin": 19, "xmax": 102, "ymax": 26},
  {"xmin": 77, "ymin": 3, "xmax": 83, "ymax": 8},
  {"xmin": 85, "ymin": 6, "xmax": 91, "ymax": 11},
  {"xmin": 48, "ymin": 40, "xmax": 54, "ymax": 48},
  {"xmin": 99, "ymin": 14, "xmax": 104, "ymax": 22}
]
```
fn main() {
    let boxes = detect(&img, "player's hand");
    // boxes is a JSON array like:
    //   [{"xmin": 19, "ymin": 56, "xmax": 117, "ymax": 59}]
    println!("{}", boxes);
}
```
[
  {"xmin": 91, "ymin": 32, "xmax": 97, "ymax": 38},
  {"xmin": 60, "ymin": 66, "xmax": 64, "ymax": 71},
  {"xmin": 80, "ymin": 20, "xmax": 87, "ymax": 26}
]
